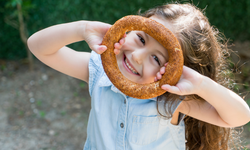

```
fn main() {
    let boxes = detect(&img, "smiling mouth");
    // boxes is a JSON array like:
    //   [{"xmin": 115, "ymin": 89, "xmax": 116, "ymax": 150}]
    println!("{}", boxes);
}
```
[{"xmin": 123, "ymin": 55, "xmax": 140, "ymax": 75}]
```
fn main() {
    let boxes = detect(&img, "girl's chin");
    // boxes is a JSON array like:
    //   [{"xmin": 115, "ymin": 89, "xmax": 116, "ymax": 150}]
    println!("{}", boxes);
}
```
[{"xmin": 121, "ymin": 74, "xmax": 154, "ymax": 84}]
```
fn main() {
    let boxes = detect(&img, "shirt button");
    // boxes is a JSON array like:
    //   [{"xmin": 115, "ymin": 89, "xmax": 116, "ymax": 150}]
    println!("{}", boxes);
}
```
[
  {"xmin": 124, "ymin": 99, "xmax": 126, "ymax": 104},
  {"xmin": 120, "ymin": 123, "xmax": 124, "ymax": 128}
]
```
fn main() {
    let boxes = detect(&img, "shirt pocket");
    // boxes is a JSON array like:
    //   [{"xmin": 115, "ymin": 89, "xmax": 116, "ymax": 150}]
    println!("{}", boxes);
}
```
[{"xmin": 130, "ymin": 115, "xmax": 159, "ymax": 145}]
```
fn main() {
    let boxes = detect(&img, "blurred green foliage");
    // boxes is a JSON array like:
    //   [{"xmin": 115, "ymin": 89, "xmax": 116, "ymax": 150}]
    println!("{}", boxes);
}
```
[{"xmin": 1, "ymin": 0, "xmax": 250, "ymax": 59}]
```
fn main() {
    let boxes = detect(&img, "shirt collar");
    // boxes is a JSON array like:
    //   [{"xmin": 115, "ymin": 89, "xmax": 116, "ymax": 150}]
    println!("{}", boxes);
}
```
[{"xmin": 98, "ymin": 72, "xmax": 157, "ymax": 101}]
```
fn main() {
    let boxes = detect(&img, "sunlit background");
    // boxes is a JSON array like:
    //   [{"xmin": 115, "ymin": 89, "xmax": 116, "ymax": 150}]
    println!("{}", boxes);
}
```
[{"xmin": 0, "ymin": 0, "xmax": 250, "ymax": 149}]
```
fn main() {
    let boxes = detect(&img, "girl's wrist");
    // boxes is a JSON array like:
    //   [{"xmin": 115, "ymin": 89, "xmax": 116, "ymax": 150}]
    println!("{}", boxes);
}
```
[
  {"xmin": 75, "ymin": 20, "xmax": 87, "ymax": 41},
  {"xmin": 196, "ymin": 75, "xmax": 215, "ymax": 99}
]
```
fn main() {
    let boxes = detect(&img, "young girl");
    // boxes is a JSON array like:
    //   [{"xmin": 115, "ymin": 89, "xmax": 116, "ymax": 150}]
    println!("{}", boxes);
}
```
[{"xmin": 27, "ymin": 2, "xmax": 250, "ymax": 150}]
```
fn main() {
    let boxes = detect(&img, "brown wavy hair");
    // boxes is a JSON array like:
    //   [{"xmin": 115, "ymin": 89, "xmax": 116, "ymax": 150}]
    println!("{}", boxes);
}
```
[{"xmin": 140, "ymin": 2, "xmax": 242, "ymax": 150}]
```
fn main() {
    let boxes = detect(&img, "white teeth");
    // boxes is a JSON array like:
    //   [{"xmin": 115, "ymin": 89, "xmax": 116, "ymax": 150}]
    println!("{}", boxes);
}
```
[{"xmin": 125, "ymin": 58, "xmax": 139, "ymax": 75}]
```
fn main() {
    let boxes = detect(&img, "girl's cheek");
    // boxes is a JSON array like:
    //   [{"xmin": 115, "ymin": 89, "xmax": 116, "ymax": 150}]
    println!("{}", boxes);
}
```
[{"xmin": 148, "ymin": 66, "xmax": 159, "ymax": 79}]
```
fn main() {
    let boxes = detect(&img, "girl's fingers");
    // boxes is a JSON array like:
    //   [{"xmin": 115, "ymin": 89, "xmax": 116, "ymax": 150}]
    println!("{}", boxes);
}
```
[
  {"xmin": 114, "ymin": 43, "xmax": 121, "ymax": 55},
  {"xmin": 154, "ymin": 63, "xmax": 168, "ymax": 81},
  {"xmin": 113, "ymin": 33, "xmax": 126, "ymax": 55},
  {"xmin": 114, "ymin": 42, "xmax": 120, "ymax": 49},
  {"xmin": 115, "ymin": 34, "xmax": 126, "ymax": 49},
  {"xmin": 160, "ymin": 66, "xmax": 166, "ymax": 74},
  {"xmin": 159, "ymin": 63, "xmax": 167, "ymax": 75},
  {"xmin": 114, "ymin": 49, "xmax": 120, "ymax": 55},
  {"xmin": 156, "ymin": 72, "xmax": 162, "ymax": 80},
  {"xmin": 119, "ymin": 38, "xmax": 125, "ymax": 45},
  {"xmin": 114, "ymin": 36, "xmax": 126, "ymax": 55},
  {"xmin": 114, "ymin": 40, "xmax": 124, "ymax": 50}
]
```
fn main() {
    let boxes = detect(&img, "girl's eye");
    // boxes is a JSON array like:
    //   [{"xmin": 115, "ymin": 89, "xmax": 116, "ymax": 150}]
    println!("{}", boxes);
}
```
[
  {"xmin": 137, "ymin": 34, "xmax": 145, "ymax": 45},
  {"xmin": 153, "ymin": 55, "xmax": 160, "ymax": 66}
]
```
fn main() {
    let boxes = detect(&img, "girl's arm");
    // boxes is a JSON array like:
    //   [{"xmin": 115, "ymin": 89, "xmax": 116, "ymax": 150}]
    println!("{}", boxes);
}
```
[
  {"xmin": 161, "ymin": 66, "xmax": 250, "ymax": 127},
  {"xmin": 27, "ymin": 21, "xmax": 111, "ymax": 82}
]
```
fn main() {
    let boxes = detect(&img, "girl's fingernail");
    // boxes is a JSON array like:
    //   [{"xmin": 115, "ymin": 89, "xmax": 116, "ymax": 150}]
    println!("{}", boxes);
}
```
[
  {"xmin": 115, "ymin": 43, "xmax": 120, "ymax": 48},
  {"xmin": 120, "ymin": 38, "xmax": 125, "ymax": 45},
  {"xmin": 101, "ymin": 46, "xmax": 106, "ymax": 52},
  {"xmin": 161, "ymin": 86, "xmax": 166, "ymax": 90}
]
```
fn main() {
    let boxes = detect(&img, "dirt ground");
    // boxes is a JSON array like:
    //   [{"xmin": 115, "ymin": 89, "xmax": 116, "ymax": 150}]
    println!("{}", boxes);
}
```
[
  {"xmin": 0, "ymin": 41, "xmax": 250, "ymax": 150},
  {"xmin": 0, "ymin": 60, "xmax": 91, "ymax": 150}
]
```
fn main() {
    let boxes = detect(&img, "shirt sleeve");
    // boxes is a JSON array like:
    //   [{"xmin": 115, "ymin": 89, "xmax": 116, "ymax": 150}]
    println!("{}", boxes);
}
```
[
  {"xmin": 175, "ymin": 96, "xmax": 186, "ymax": 124},
  {"xmin": 157, "ymin": 96, "xmax": 186, "ymax": 125},
  {"xmin": 88, "ymin": 51, "xmax": 103, "ymax": 96}
]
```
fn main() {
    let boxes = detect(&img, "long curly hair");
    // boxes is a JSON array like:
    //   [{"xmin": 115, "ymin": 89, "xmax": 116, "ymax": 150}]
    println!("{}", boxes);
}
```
[{"xmin": 140, "ymin": 3, "xmax": 241, "ymax": 150}]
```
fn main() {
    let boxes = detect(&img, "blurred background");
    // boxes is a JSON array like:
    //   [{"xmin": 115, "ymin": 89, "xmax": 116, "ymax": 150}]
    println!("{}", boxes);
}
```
[{"xmin": 0, "ymin": 0, "xmax": 250, "ymax": 149}]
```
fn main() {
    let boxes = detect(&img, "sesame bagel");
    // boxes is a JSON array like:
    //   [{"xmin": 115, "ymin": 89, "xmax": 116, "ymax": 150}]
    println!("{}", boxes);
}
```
[{"xmin": 101, "ymin": 15, "xmax": 183, "ymax": 99}]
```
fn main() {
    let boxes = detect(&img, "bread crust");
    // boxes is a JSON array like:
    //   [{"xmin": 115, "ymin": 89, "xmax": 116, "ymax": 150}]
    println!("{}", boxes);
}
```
[{"xmin": 101, "ymin": 15, "xmax": 183, "ymax": 99}]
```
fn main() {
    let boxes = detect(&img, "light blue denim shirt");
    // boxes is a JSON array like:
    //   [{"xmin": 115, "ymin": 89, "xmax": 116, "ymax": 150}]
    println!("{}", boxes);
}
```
[{"xmin": 84, "ymin": 51, "xmax": 185, "ymax": 150}]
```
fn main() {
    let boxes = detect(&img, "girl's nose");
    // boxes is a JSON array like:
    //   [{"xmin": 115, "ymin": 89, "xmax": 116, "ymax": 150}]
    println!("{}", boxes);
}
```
[{"xmin": 131, "ymin": 49, "xmax": 144, "ymax": 65}]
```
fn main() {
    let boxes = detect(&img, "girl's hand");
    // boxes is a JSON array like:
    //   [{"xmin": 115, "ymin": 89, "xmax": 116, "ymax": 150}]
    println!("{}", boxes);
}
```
[
  {"xmin": 84, "ymin": 21, "xmax": 112, "ymax": 54},
  {"xmin": 114, "ymin": 34, "xmax": 126, "ymax": 55},
  {"xmin": 156, "ymin": 65, "xmax": 204, "ymax": 95}
]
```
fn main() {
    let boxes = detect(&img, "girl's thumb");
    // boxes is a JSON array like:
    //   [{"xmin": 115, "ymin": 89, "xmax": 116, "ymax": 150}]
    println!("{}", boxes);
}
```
[
  {"xmin": 92, "ymin": 45, "xmax": 107, "ymax": 54},
  {"xmin": 161, "ymin": 84, "xmax": 181, "ymax": 95}
]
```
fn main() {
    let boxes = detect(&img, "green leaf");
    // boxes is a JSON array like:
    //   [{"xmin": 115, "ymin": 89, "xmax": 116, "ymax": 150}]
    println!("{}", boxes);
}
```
[{"xmin": 39, "ymin": 111, "xmax": 46, "ymax": 118}]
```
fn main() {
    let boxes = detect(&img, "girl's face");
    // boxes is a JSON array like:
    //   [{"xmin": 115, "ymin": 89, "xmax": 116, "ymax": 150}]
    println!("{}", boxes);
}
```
[{"xmin": 116, "ymin": 16, "xmax": 175, "ymax": 84}]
